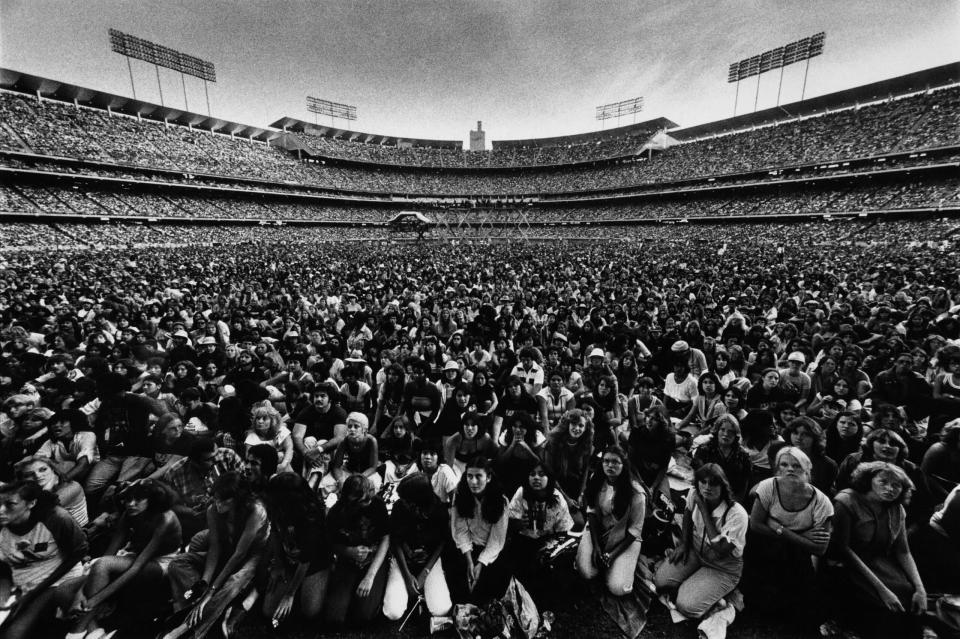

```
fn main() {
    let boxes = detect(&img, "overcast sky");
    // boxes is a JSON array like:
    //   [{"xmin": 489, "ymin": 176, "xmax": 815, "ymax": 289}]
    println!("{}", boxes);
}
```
[{"xmin": 1, "ymin": 1, "xmax": 957, "ymax": 145}]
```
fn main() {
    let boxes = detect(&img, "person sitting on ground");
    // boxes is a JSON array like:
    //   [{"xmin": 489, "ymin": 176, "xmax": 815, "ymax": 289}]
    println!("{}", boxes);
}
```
[
  {"xmin": 382, "ymin": 472, "xmax": 453, "ymax": 622},
  {"xmin": 163, "ymin": 472, "xmax": 269, "ymax": 639},
  {"xmin": 576, "ymin": 445, "xmax": 646, "ymax": 596},
  {"xmin": 243, "ymin": 404, "xmax": 293, "ymax": 475},
  {"xmin": 827, "ymin": 461, "xmax": 929, "ymax": 639},
  {"xmin": 742, "ymin": 446, "xmax": 833, "ymax": 631},
  {"xmin": 35, "ymin": 408, "xmax": 97, "ymax": 484},
  {"xmin": 161, "ymin": 437, "xmax": 243, "ymax": 541},
  {"xmin": 324, "ymin": 412, "xmax": 381, "ymax": 498},
  {"xmin": 15, "ymin": 455, "xmax": 87, "ymax": 527},
  {"xmin": 324, "ymin": 474, "xmax": 391, "ymax": 628},
  {"xmin": 0, "ymin": 480, "xmax": 88, "ymax": 639},
  {"xmin": 495, "ymin": 411, "xmax": 544, "ymax": 496},
  {"xmin": 447, "ymin": 455, "xmax": 511, "ymax": 605},
  {"xmin": 444, "ymin": 412, "xmax": 497, "ymax": 479},
  {"xmin": 260, "ymin": 473, "xmax": 333, "ymax": 628},
  {"xmin": 69, "ymin": 479, "xmax": 181, "ymax": 639},
  {"xmin": 692, "ymin": 414, "xmax": 753, "ymax": 503},
  {"xmin": 506, "ymin": 461, "xmax": 574, "ymax": 601},
  {"xmin": 417, "ymin": 439, "xmax": 458, "ymax": 505},
  {"xmin": 655, "ymin": 463, "xmax": 749, "ymax": 619}
]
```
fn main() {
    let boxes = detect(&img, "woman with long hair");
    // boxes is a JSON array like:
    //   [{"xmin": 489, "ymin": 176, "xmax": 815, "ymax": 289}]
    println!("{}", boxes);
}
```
[
  {"xmin": 834, "ymin": 428, "xmax": 935, "ymax": 527},
  {"xmin": 543, "ymin": 408, "xmax": 594, "ymax": 506},
  {"xmin": 260, "ymin": 473, "xmax": 333, "ymax": 627},
  {"xmin": 614, "ymin": 351, "xmax": 640, "ymax": 397},
  {"xmin": 587, "ymin": 375, "xmax": 624, "ymax": 431},
  {"xmin": 712, "ymin": 348, "xmax": 738, "ymax": 390},
  {"xmin": 167, "ymin": 360, "xmax": 200, "ymax": 398},
  {"xmin": 721, "ymin": 385, "xmax": 748, "ymax": 424},
  {"xmin": 806, "ymin": 377, "xmax": 863, "ymax": 425},
  {"xmin": 324, "ymin": 474, "xmax": 390, "ymax": 628},
  {"xmin": 495, "ymin": 412, "xmax": 543, "ymax": 496},
  {"xmin": 739, "ymin": 410, "xmax": 782, "ymax": 487},
  {"xmin": 507, "ymin": 461, "xmax": 574, "ymax": 598},
  {"xmin": 828, "ymin": 462, "xmax": 928, "ymax": 638},
  {"xmin": 444, "ymin": 412, "xmax": 497, "ymax": 478},
  {"xmin": 469, "ymin": 368, "xmax": 498, "ymax": 419},
  {"xmin": 448, "ymin": 455, "xmax": 511, "ymax": 604},
  {"xmin": 162, "ymin": 472, "xmax": 269, "ymax": 639},
  {"xmin": 655, "ymin": 464, "xmax": 749, "ymax": 618},
  {"xmin": 0, "ymin": 480, "xmax": 87, "ymax": 639},
  {"xmin": 372, "ymin": 363, "xmax": 406, "ymax": 436},
  {"xmin": 678, "ymin": 372, "xmax": 725, "ymax": 436},
  {"xmin": 576, "ymin": 445, "xmax": 646, "ymax": 596},
  {"xmin": 379, "ymin": 415, "xmax": 419, "ymax": 483},
  {"xmin": 825, "ymin": 411, "xmax": 864, "ymax": 464},
  {"xmin": 243, "ymin": 404, "xmax": 293, "ymax": 474},
  {"xmin": 71, "ymin": 479, "xmax": 182, "ymax": 639}
]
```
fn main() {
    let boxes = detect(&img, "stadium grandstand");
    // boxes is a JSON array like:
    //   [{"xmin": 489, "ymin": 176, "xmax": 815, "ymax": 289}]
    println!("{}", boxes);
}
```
[{"xmin": 0, "ymin": 63, "xmax": 958, "ymax": 247}]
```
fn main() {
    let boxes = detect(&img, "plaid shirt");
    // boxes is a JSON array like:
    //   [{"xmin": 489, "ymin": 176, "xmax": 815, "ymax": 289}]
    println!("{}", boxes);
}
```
[{"xmin": 162, "ymin": 447, "xmax": 242, "ymax": 509}]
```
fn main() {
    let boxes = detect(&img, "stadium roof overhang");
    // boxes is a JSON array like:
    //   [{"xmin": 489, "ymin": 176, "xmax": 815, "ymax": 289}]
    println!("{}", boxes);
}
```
[
  {"xmin": 0, "ymin": 68, "xmax": 282, "ymax": 143},
  {"xmin": 670, "ymin": 61, "xmax": 960, "ymax": 141},
  {"xmin": 491, "ymin": 117, "xmax": 679, "ymax": 150},
  {"xmin": 269, "ymin": 117, "xmax": 463, "ymax": 150}
]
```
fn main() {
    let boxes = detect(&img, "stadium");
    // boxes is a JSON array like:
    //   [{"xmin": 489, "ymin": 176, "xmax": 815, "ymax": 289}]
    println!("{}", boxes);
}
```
[
  {"xmin": 0, "ymin": 3, "xmax": 959, "ymax": 639},
  {"xmin": 0, "ymin": 63, "xmax": 958, "ymax": 244}
]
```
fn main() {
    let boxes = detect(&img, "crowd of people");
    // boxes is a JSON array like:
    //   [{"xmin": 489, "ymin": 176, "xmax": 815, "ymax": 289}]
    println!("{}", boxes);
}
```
[
  {"xmin": 294, "ymin": 125, "xmax": 662, "ymax": 168},
  {"xmin": 1, "ymin": 84, "xmax": 958, "ymax": 200},
  {"xmin": 0, "ymin": 218, "xmax": 958, "ymax": 638},
  {"xmin": 0, "ymin": 173, "xmax": 955, "ymax": 227}
]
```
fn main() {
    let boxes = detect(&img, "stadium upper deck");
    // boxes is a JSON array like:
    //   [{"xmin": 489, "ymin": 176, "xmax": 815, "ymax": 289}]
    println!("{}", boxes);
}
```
[{"xmin": 0, "ymin": 63, "xmax": 957, "ymax": 223}]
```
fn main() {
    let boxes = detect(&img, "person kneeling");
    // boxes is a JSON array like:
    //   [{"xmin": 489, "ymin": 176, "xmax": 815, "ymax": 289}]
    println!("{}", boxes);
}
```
[
  {"xmin": 382, "ymin": 472, "xmax": 452, "ymax": 622},
  {"xmin": 576, "ymin": 445, "xmax": 645, "ymax": 596}
]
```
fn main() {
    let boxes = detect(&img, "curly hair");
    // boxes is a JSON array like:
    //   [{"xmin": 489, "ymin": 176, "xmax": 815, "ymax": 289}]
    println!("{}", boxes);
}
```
[{"xmin": 502, "ymin": 411, "xmax": 539, "ymax": 447}]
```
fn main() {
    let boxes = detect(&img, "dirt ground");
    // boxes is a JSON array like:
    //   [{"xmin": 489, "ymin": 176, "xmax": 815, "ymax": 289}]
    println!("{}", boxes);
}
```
[{"xmin": 230, "ymin": 586, "xmax": 816, "ymax": 639}]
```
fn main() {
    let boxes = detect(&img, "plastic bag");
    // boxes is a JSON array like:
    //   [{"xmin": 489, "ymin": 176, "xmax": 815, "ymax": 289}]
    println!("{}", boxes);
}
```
[{"xmin": 502, "ymin": 577, "xmax": 540, "ymax": 639}]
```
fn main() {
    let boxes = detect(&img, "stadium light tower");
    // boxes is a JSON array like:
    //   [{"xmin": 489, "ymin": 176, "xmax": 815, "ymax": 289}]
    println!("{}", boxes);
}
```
[
  {"xmin": 109, "ymin": 28, "xmax": 217, "ymax": 115},
  {"xmin": 596, "ymin": 97, "xmax": 643, "ymax": 129},
  {"xmin": 727, "ymin": 32, "xmax": 825, "ymax": 115},
  {"xmin": 306, "ymin": 96, "xmax": 358, "ymax": 127}
]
